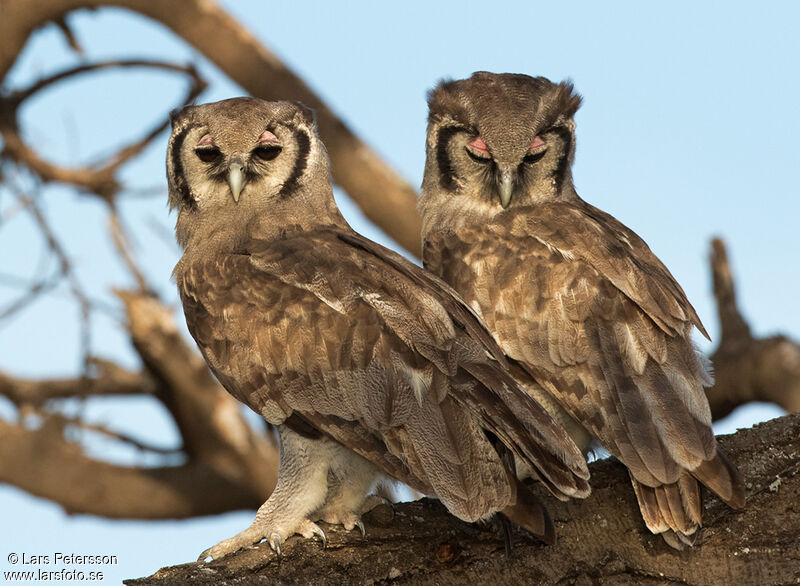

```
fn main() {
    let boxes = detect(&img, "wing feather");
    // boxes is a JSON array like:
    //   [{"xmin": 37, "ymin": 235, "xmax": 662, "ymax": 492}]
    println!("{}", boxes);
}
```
[
  {"xmin": 423, "ymin": 201, "xmax": 719, "ymax": 488},
  {"xmin": 423, "ymin": 197, "xmax": 746, "ymax": 541},
  {"xmin": 178, "ymin": 227, "xmax": 589, "ymax": 521}
]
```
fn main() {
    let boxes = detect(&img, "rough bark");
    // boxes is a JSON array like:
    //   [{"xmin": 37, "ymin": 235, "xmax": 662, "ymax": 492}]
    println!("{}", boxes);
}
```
[{"xmin": 125, "ymin": 414, "xmax": 800, "ymax": 585}]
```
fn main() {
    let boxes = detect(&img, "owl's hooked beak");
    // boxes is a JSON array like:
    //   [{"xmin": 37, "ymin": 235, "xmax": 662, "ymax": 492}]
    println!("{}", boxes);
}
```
[
  {"xmin": 228, "ymin": 159, "xmax": 246, "ymax": 203},
  {"xmin": 498, "ymin": 168, "xmax": 516, "ymax": 209}
]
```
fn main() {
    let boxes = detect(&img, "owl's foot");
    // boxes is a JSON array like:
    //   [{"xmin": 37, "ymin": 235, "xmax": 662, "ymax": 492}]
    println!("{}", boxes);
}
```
[
  {"xmin": 318, "ymin": 509, "xmax": 366, "ymax": 536},
  {"xmin": 359, "ymin": 494, "xmax": 395, "ymax": 525},
  {"xmin": 198, "ymin": 517, "xmax": 327, "ymax": 562},
  {"xmin": 198, "ymin": 426, "xmax": 335, "ymax": 562},
  {"xmin": 315, "ymin": 494, "xmax": 394, "ymax": 536}
]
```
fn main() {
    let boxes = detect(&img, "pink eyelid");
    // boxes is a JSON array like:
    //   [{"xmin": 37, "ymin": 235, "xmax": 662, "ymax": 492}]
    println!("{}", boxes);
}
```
[
  {"xmin": 258, "ymin": 129, "xmax": 280, "ymax": 144},
  {"xmin": 467, "ymin": 136, "xmax": 490, "ymax": 157},
  {"xmin": 196, "ymin": 134, "xmax": 215, "ymax": 147},
  {"xmin": 529, "ymin": 135, "xmax": 546, "ymax": 152}
]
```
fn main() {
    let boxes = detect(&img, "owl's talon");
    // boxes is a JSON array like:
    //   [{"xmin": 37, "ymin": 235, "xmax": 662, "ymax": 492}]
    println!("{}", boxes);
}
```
[
  {"xmin": 300, "ymin": 520, "xmax": 328, "ymax": 548},
  {"xmin": 269, "ymin": 533, "xmax": 282, "ymax": 558},
  {"xmin": 197, "ymin": 548, "xmax": 213, "ymax": 563},
  {"xmin": 355, "ymin": 519, "xmax": 366, "ymax": 537},
  {"xmin": 197, "ymin": 526, "xmax": 264, "ymax": 561}
]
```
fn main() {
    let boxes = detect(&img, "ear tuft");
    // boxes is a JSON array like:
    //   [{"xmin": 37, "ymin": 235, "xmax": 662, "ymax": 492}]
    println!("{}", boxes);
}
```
[
  {"xmin": 170, "ymin": 105, "xmax": 197, "ymax": 128},
  {"xmin": 295, "ymin": 103, "xmax": 317, "ymax": 127},
  {"xmin": 555, "ymin": 80, "xmax": 583, "ymax": 119},
  {"xmin": 427, "ymin": 78, "xmax": 470, "ymax": 125}
]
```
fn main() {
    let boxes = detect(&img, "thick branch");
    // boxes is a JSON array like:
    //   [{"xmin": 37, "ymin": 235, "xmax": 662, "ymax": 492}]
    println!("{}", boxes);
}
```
[
  {"xmin": 127, "ymin": 414, "xmax": 800, "ymax": 585},
  {"xmin": 0, "ymin": 0, "xmax": 423, "ymax": 254},
  {"xmin": 0, "ymin": 417, "xmax": 266, "ymax": 519},
  {"xmin": 707, "ymin": 239, "xmax": 800, "ymax": 418},
  {"xmin": 117, "ymin": 291, "xmax": 277, "ymax": 490},
  {"xmin": 0, "ymin": 293, "xmax": 279, "ymax": 518},
  {"xmin": 0, "ymin": 359, "xmax": 156, "ymax": 406}
]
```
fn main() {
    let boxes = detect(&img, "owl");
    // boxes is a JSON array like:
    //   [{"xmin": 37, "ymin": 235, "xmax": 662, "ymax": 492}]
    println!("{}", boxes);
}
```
[
  {"xmin": 167, "ymin": 97, "xmax": 590, "ymax": 560},
  {"xmin": 419, "ymin": 72, "xmax": 744, "ymax": 548}
]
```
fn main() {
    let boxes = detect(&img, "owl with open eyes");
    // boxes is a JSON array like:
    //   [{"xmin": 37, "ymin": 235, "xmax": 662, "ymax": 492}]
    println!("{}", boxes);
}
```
[{"xmin": 419, "ymin": 72, "xmax": 744, "ymax": 548}]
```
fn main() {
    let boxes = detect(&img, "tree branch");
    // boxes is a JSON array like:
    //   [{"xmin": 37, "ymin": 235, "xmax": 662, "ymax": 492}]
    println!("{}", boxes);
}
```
[
  {"xmin": 0, "ymin": 0, "xmax": 422, "ymax": 254},
  {"xmin": 126, "ymin": 414, "xmax": 800, "ymax": 585},
  {"xmin": 117, "ymin": 290, "xmax": 277, "ymax": 490},
  {"xmin": 0, "ymin": 360, "xmax": 156, "ymax": 406},
  {"xmin": 2, "ymin": 8, "xmax": 798, "ymax": 580},
  {"xmin": 0, "ymin": 59, "xmax": 206, "ymax": 200},
  {"xmin": 63, "ymin": 416, "xmax": 182, "ymax": 456},
  {"xmin": 0, "ymin": 291, "xmax": 280, "ymax": 519},
  {"xmin": 706, "ymin": 239, "xmax": 800, "ymax": 418},
  {"xmin": 0, "ymin": 417, "xmax": 267, "ymax": 518}
]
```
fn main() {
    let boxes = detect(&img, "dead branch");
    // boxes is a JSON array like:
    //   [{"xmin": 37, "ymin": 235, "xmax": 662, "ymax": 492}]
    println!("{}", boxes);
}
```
[
  {"xmin": 0, "ymin": 59, "xmax": 206, "ymax": 200},
  {"xmin": 126, "ymin": 414, "xmax": 800, "ymax": 586},
  {"xmin": 0, "ymin": 273, "xmax": 62, "ymax": 321},
  {"xmin": 64, "ymin": 416, "xmax": 182, "ymax": 456},
  {"xmin": 117, "ymin": 291, "xmax": 277, "ymax": 490},
  {"xmin": 52, "ymin": 15, "xmax": 83, "ymax": 55},
  {"xmin": 8, "ymin": 189, "xmax": 96, "ymax": 370},
  {"xmin": 0, "ymin": 360, "xmax": 156, "ymax": 406},
  {"xmin": 0, "ymin": 0, "xmax": 422, "ymax": 254},
  {"xmin": 706, "ymin": 239, "xmax": 800, "ymax": 418},
  {"xmin": 0, "ymin": 290, "xmax": 280, "ymax": 519},
  {"xmin": 108, "ymin": 207, "xmax": 152, "ymax": 293},
  {"xmin": 0, "ymin": 416, "xmax": 267, "ymax": 519},
  {"xmin": 0, "ymin": 3, "xmax": 282, "ymax": 520}
]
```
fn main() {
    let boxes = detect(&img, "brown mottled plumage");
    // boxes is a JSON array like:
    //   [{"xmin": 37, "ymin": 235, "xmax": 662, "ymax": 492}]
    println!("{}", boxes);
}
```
[
  {"xmin": 167, "ymin": 97, "xmax": 589, "ymax": 560},
  {"xmin": 420, "ymin": 72, "xmax": 744, "ymax": 548}
]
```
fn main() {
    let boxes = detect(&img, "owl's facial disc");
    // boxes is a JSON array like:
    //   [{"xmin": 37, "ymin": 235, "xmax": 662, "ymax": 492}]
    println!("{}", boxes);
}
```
[
  {"xmin": 191, "ymin": 128, "xmax": 287, "ymax": 204},
  {"xmin": 466, "ymin": 134, "xmax": 549, "ymax": 208}
]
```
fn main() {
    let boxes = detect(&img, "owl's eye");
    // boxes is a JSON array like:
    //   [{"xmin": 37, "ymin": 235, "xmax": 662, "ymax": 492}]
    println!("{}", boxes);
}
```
[
  {"xmin": 195, "ymin": 147, "xmax": 222, "ymax": 163},
  {"xmin": 253, "ymin": 145, "xmax": 282, "ymax": 161},
  {"xmin": 522, "ymin": 135, "xmax": 547, "ymax": 164},
  {"xmin": 465, "ymin": 136, "xmax": 491, "ymax": 162}
]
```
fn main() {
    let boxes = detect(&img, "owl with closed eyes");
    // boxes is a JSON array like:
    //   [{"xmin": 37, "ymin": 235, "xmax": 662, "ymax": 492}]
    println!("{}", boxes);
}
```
[
  {"xmin": 419, "ymin": 72, "xmax": 744, "ymax": 548},
  {"xmin": 166, "ymin": 97, "xmax": 591, "ymax": 560}
]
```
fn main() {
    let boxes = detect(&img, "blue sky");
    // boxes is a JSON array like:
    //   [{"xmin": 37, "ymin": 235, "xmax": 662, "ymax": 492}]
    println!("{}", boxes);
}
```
[{"xmin": 0, "ymin": 1, "xmax": 796, "ymax": 582}]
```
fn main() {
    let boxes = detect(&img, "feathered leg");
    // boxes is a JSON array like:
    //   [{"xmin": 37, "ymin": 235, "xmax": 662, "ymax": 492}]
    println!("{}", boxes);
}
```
[
  {"xmin": 198, "ymin": 425, "xmax": 331, "ymax": 561},
  {"xmin": 312, "ymin": 447, "xmax": 388, "ymax": 535}
]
